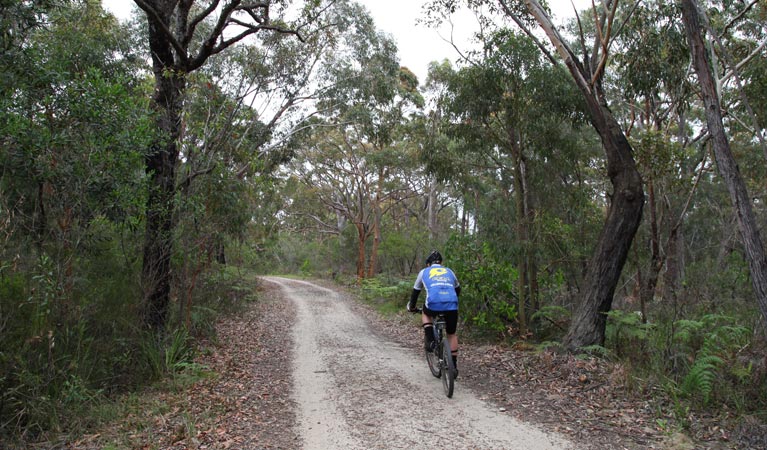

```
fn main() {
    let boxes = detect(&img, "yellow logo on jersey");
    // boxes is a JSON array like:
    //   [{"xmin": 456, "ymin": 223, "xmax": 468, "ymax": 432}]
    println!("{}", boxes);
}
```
[{"xmin": 429, "ymin": 268, "xmax": 448, "ymax": 278}]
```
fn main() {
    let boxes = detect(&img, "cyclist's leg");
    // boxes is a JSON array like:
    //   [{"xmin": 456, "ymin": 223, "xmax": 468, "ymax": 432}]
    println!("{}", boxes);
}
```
[
  {"xmin": 447, "ymin": 333, "xmax": 458, "ymax": 374},
  {"xmin": 446, "ymin": 333, "xmax": 458, "ymax": 352},
  {"xmin": 444, "ymin": 311, "xmax": 459, "ymax": 375},
  {"xmin": 421, "ymin": 308, "xmax": 435, "ymax": 351}
]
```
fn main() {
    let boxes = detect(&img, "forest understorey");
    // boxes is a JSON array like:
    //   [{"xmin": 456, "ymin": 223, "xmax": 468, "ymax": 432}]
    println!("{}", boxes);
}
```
[{"xmin": 58, "ymin": 279, "xmax": 765, "ymax": 450}]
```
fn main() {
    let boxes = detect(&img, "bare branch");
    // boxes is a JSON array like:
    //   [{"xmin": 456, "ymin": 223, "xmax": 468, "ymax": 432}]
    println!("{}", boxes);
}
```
[
  {"xmin": 522, "ymin": 0, "xmax": 592, "ymax": 96},
  {"xmin": 499, "ymin": 0, "xmax": 559, "ymax": 66},
  {"xmin": 721, "ymin": 39, "xmax": 766, "ymax": 83},
  {"xmin": 589, "ymin": 0, "xmax": 623, "ymax": 86},
  {"xmin": 721, "ymin": 0, "xmax": 761, "ymax": 37},
  {"xmin": 134, "ymin": 0, "xmax": 190, "ymax": 66},
  {"xmin": 186, "ymin": 0, "xmax": 221, "ymax": 47}
]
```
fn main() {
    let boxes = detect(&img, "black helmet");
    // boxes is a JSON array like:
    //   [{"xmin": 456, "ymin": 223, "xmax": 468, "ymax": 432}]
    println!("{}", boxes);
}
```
[{"xmin": 425, "ymin": 250, "xmax": 442, "ymax": 265}]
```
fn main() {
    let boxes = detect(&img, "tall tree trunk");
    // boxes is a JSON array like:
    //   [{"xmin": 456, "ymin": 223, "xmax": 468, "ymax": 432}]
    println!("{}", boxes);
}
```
[
  {"xmin": 521, "ymin": 0, "xmax": 645, "ymax": 350},
  {"xmin": 682, "ymin": 0, "xmax": 767, "ymax": 330},
  {"xmin": 428, "ymin": 180, "xmax": 437, "ymax": 240},
  {"xmin": 461, "ymin": 194, "xmax": 468, "ymax": 237},
  {"xmin": 368, "ymin": 203, "xmax": 381, "ymax": 277},
  {"xmin": 133, "ymin": 0, "xmax": 304, "ymax": 330},
  {"xmin": 663, "ymin": 224, "xmax": 683, "ymax": 303},
  {"xmin": 368, "ymin": 168, "xmax": 385, "ymax": 277},
  {"xmin": 355, "ymin": 222, "xmax": 367, "ymax": 279},
  {"xmin": 141, "ymin": 5, "xmax": 185, "ymax": 331},
  {"xmin": 510, "ymin": 129, "xmax": 530, "ymax": 333},
  {"xmin": 562, "ymin": 106, "xmax": 645, "ymax": 350},
  {"xmin": 638, "ymin": 181, "xmax": 661, "ymax": 322}
]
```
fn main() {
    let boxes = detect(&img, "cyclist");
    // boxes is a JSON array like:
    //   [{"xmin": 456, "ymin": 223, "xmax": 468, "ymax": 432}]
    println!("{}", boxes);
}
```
[{"xmin": 407, "ymin": 250, "xmax": 461, "ymax": 376}]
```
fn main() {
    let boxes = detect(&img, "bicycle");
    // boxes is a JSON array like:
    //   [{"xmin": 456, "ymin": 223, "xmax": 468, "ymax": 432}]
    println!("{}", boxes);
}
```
[{"xmin": 415, "ymin": 308, "xmax": 456, "ymax": 398}]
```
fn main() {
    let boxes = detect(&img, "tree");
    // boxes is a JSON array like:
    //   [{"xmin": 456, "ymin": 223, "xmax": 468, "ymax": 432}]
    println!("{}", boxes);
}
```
[
  {"xmin": 1, "ymin": 0, "xmax": 150, "ymax": 313},
  {"xmin": 291, "ymin": 118, "xmax": 422, "ymax": 279},
  {"xmin": 429, "ymin": 30, "xmax": 587, "ymax": 332},
  {"xmin": 132, "ymin": 0, "xmax": 332, "ymax": 331},
  {"xmin": 0, "ymin": 2, "xmax": 155, "ymax": 435},
  {"xmin": 295, "ymin": 3, "xmax": 424, "ymax": 279},
  {"xmin": 611, "ymin": 0, "xmax": 697, "ymax": 319},
  {"xmin": 681, "ymin": 0, "xmax": 767, "ymax": 331},
  {"xmin": 430, "ymin": 0, "xmax": 645, "ymax": 349}
]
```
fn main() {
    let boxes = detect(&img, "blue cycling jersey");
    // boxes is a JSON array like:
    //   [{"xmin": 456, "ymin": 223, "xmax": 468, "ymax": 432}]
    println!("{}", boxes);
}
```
[{"xmin": 413, "ymin": 264, "xmax": 459, "ymax": 311}]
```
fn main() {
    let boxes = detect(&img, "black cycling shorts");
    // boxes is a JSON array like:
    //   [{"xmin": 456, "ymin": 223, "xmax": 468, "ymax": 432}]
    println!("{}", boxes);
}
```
[{"xmin": 423, "ymin": 307, "xmax": 458, "ymax": 335}]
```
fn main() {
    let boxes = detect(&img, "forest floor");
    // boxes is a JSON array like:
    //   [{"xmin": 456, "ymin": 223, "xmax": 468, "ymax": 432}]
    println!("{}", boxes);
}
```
[{"xmin": 53, "ymin": 277, "xmax": 765, "ymax": 449}]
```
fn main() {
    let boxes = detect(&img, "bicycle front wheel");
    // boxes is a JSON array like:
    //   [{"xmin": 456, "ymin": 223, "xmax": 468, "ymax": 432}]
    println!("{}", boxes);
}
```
[{"xmin": 441, "ymin": 338, "xmax": 455, "ymax": 398}]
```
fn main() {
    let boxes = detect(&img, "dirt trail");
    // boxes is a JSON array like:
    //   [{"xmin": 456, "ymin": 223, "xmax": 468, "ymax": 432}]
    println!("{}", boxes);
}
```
[{"xmin": 263, "ymin": 276, "xmax": 574, "ymax": 450}]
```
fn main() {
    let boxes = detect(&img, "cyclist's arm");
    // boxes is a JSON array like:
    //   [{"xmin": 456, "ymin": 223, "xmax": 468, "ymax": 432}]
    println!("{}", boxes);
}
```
[{"xmin": 407, "ymin": 270, "xmax": 425, "ymax": 311}]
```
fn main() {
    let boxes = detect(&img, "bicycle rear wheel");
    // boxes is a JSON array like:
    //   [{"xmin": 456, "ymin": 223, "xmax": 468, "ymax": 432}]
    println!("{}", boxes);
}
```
[
  {"xmin": 441, "ymin": 338, "xmax": 455, "ymax": 398},
  {"xmin": 426, "ymin": 342, "xmax": 441, "ymax": 377},
  {"xmin": 426, "ymin": 329, "xmax": 441, "ymax": 378}
]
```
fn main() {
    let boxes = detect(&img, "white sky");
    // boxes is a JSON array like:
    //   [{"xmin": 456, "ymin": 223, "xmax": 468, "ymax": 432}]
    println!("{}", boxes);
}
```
[{"xmin": 101, "ymin": 0, "xmax": 590, "ymax": 83}]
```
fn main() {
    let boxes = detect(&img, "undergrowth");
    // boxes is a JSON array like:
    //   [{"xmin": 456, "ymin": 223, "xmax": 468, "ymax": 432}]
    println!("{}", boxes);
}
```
[{"xmin": 0, "ymin": 261, "xmax": 259, "ymax": 447}]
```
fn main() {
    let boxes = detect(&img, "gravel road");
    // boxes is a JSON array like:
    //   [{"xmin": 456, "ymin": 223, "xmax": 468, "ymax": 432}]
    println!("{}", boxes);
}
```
[{"xmin": 262, "ymin": 276, "xmax": 575, "ymax": 450}]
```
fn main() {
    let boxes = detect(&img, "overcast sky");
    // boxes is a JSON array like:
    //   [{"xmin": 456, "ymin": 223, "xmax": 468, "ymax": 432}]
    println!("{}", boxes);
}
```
[{"xmin": 101, "ymin": 0, "xmax": 590, "ymax": 83}]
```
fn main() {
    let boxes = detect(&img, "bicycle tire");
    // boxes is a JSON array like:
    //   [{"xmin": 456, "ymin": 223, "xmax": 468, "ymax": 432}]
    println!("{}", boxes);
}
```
[
  {"xmin": 426, "ymin": 343, "xmax": 441, "ymax": 377},
  {"xmin": 441, "ymin": 337, "xmax": 455, "ymax": 398},
  {"xmin": 425, "ymin": 328, "xmax": 441, "ymax": 378}
]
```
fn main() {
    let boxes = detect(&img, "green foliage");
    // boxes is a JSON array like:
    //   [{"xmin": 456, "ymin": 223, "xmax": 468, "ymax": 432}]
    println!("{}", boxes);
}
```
[
  {"xmin": 631, "ymin": 129, "xmax": 685, "ymax": 184},
  {"xmin": 673, "ymin": 314, "xmax": 749, "ymax": 358},
  {"xmin": 0, "ymin": 2, "xmax": 157, "ymax": 440},
  {"xmin": 681, "ymin": 355, "xmax": 724, "ymax": 404},
  {"xmin": 2, "ymin": 0, "xmax": 767, "ymax": 444},
  {"xmin": 605, "ymin": 309, "xmax": 655, "ymax": 358},
  {"xmin": 447, "ymin": 235, "xmax": 519, "ymax": 335},
  {"xmin": 670, "ymin": 314, "xmax": 752, "ymax": 406},
  {"xmin": 379, "ymin": 227, "xmax": 429, "ymax": 276},
  {"xmin": 141, "ymin": 329, "xmax": 196, "ymax": 378},
  {"xmin": 359, "ymin": 276, "xmax": 411, "ymax": 314},
  {"xmin": 614, "ymin": 1, "xmax": 689, "ymax": 100}
]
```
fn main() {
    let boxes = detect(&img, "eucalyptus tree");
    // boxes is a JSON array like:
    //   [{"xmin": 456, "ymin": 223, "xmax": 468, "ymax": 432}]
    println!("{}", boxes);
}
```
[
  {"xmin": 609, "ymin": 1, "xmax": 698, "ymax": 318},
  {"xmin": 428, "ymin": 29, "xmax": 595, "ymax": 332},
  {"xmin": 612, "ymin": 0, "xmax": 767, "ymax": 322},
  {"xmin": 292, "ymin": 101, "xmax": 423, "ymax": 280},
  {"xmin": 293, "ymin": 2, "xmax": 424, "ymax": 279},
  {"xmin": 130, "ymin": 0, "xmax": 340, "ymax": 331},
  {"xmin": 681, "ymin": 0, "xmax": 767, "ymax": 331},
  {"xmin": 419, "ymin": 59, "xmax": 480, "ymax": 240},
  {"xmin": 428, "ymin": 0, "xmax": 645, "ymax": 349},
  {"xmin": 171, "ymin": 25, "xmax": 337, "ymax": 316}
]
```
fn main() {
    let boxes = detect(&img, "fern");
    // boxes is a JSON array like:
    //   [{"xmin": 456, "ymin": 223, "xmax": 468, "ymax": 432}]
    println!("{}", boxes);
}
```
[
  {"xmin": 576, "ymin": 344, "xmax": 612, "ymax": 360},
  {"xmin": 701, "ymin": 324, "xmax": 749, "ymax": 357},
  {"xmin": 674, "ymin": 315, "xmax": 748, "ymax": 358},
  {"xmin": 606, "ymin": 309, "xmax": 654, "ymax": 340},
  {"xmin": 681, "ymin": 355, "xmax": 723, "ymax": 404},
  {"xmin": 672, "ymin": 314, "xmax": 751, "ymax": 405}
]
